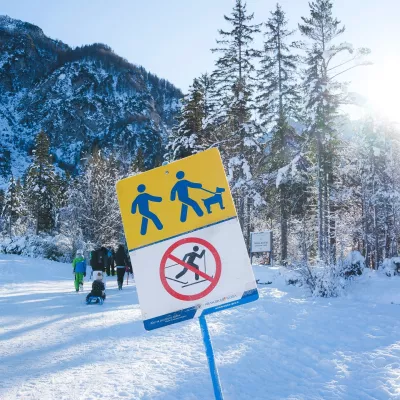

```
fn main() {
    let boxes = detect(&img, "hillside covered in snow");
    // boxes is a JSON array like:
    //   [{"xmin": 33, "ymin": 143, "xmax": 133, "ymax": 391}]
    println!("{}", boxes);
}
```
[{"xmin": 0, "ymin": 15, "xmax": 182, "ymax": 185}]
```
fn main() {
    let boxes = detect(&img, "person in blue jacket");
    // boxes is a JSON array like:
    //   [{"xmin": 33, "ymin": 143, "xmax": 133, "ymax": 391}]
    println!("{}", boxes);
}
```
[{"xmin": 72, "ymin": 249, "xmax": 87, "ymax": 292}]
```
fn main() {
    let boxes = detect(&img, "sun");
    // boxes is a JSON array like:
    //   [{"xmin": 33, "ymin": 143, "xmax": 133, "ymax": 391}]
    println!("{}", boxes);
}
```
[{"xmin": 362, "ymin": 58, "xmax": 400, "ymax": 125}]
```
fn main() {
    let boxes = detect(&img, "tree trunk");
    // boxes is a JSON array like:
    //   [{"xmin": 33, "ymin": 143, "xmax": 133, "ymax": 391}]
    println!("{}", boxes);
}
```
[
  {"xmin": 246, "ymin": 198, "xmax": 252, "ymax": 252},
  {"xmin": 363, "ymin": 191, "xmax": 370, "ymax": 268},
  {"xmin": 280, "ymin": 185, "xmax": 288, "ymax": 264},
  {"xmin": 317, "ymin": 134, "xmax": 324, "ymax": 262},
  {"xmin": 327, "ymin": 159, "xmax": 336, "ymax": 264}
]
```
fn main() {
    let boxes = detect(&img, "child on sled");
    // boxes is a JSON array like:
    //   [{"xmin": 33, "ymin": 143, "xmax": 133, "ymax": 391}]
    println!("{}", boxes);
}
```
[{"xmin": 86, "ymin": 272, "xmax": 106, "ymax": 303}]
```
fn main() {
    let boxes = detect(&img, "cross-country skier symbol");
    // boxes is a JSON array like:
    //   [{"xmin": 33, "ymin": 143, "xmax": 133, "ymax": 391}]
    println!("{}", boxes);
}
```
[
  {"xmin": 160, "ymin": 237, "xmax": 222, "ymax": 301},
  {"xmin": 131, "ymin": 184, "xmax": 163, "ymax": 235},
  {"xmin": 175, "ymin": 246, "xmax": 205, "ymax": 282}
]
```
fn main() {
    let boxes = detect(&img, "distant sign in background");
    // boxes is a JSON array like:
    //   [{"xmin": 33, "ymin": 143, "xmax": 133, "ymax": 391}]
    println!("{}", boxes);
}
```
[
  {"xmin": 251, "ymin": 231, "xmax": 272, "ymax": 253},
  {"xmin": 116, "ymin": 148, "xmax": 258, "ymax": 331}
]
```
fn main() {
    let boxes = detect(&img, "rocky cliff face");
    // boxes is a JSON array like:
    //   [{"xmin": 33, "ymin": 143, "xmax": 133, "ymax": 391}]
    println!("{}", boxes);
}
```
[{"xmin": 0, "ymin": 15, "xmax": 182, "ymax": 183}]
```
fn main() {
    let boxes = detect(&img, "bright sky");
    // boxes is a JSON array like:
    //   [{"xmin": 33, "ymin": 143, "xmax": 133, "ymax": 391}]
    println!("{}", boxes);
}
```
[{"xmin": 2, "ymin": 0, "xmax": 400, "ymax": 123}]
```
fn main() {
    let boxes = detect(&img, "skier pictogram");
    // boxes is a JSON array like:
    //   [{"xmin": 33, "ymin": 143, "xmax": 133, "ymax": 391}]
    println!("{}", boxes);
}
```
[
  {"xmin": 175, "ymin": 246, "xmax": 205, "ymax": 281},
  {"xmin": 160, "ymin": 237, "xmax": 222, "ymax": 301}
]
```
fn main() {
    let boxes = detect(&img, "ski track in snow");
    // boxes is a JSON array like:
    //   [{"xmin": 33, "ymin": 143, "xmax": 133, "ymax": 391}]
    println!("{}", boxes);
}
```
[{"xmin": 0, "ymin": 255, "xmax": 400, "ymax": 399}]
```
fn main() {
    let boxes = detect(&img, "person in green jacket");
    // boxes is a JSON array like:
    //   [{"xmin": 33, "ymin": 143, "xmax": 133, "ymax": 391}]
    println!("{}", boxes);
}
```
[{"xmin": 72, "ymin": 250, "xmax": 87, "ymax": 292}]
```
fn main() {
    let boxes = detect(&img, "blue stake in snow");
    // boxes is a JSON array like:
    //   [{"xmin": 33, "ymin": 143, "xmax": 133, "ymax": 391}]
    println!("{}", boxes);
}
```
[{"xmin": 199, "ymin": 315, "xmax": 224, "ymax": 400}]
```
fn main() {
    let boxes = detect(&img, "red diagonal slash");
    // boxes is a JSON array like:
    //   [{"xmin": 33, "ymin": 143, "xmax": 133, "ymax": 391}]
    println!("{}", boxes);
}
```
[{"xmin": 168, "ymin": 254, "xmax": 214, "ymax": 282}]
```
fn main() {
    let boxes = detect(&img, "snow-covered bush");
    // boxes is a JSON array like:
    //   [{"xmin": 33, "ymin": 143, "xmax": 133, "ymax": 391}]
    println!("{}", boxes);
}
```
[
  {"xmin": 313, "ymin": 263, "xmax": 347, "ymax": 297},
  {"xmin": 381, "ymin": 257, "xmax": 400, "ymax": 277},
  {"xmin": 288, "ymin": 260, "xmax": 354, "ymax": 297},
  {"xmin": 0, "ymin": 234, "xmax": 74, "ymax": 262},
  {"xmin": 342, "ymin": 250, "xmax": 365, "ymax": 278},
  {"xmin": 287, "ymin": 251, "xmax": 366, "ymax": 297}
]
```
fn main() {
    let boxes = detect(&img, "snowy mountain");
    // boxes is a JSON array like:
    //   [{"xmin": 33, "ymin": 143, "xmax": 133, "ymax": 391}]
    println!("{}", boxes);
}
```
[{"xmin": 0, "ymin": 15, "xmax": 182, "ymax": 184}]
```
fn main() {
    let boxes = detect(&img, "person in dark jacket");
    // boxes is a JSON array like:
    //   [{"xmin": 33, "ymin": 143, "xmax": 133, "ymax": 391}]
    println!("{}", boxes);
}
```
[
  {"xmin": 110, "ymin": 248, "xmax": 116, "ymax": 276},
  {"xmin": 86, "ymin": 272, "xmax": 106, "ymax": 302},
  {"xmin": 105, "ymin": 247, "xmax": 115, "ymax": 276},
  {"xmin": 90, "ymin": 247, "xmax": 107, "ymax": 275},
  {"xmin": 100, "ymin": 247, "xmax": 108, "ymax": 273},
  {"xmin": 114, "ymin": 244, "xmax": 129, "ymax": 290}
]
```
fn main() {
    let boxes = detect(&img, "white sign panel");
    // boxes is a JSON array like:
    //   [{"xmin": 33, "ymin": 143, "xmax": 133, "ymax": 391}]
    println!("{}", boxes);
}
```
[
  {"xmin": 251, "ymin": 231, "xmax": 272, "ymax": 253},
  {"xmin": 131, "ymin": 218, "xmax": 258, "ymax": 330}
]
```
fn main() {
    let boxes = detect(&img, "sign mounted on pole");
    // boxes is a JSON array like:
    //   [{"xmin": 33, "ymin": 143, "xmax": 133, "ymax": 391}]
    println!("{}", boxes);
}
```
[
  {"xmin": 250, "ymin": 231, "xmax": 272, "ymax": 253},
  {"xmin": 116, "ymin": 148, "xmax": 258, "ymax": 331}
]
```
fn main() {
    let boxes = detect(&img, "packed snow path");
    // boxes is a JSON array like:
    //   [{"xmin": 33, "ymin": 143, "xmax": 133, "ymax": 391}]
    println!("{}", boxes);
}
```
[{"xmin": 0, "ymin": 255, "xmax": 400, "ymax": 400}]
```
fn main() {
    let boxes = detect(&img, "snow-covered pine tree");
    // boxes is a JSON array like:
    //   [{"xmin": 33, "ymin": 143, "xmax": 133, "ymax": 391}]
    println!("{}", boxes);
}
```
[
  {"xmin": 52, "ymin": 173, "xmax": 69, "ymax": 230},
  {"xmin": 0, "ymin": 144, "xmax": 11, "ymax": 180},
  {"xmin": 167, "ymin": 78, "xmax": 204, "ymax": 160},
  {"xmin": 382, "ymin": 125, "xmax": 400, "ymax": 261},
  {"xmin": 67, "ymin": 149, "xmax": 121, "ymax": 247},
  {"xmin": 299, "ymin": 0, "xmax": 370, "ymax": 263},
  {"xmin": 198, "ymin": 73, "xmax": 217, "ymax": 141},
  {"xmin": 342, "ymin": 118, "xmax": 400, "ymax": 268},
  {"xmin": 132, "ymin": 148, "xmax": 146, "ymax": 173},
  {"xmin": 107, "ymin": 152, "xmax": 124, "ymax": 243},
  {"xmin": 24, "ymin": 131, "xmax": 57, "ymax": 234},
  {"xmin": 211, "ymin": 0, "xmax": 263, "ymax": 239},
  {"xmin": 257, "ymin": 4, "xmax": 303, "ymax": 264},
  {"xmin": 167, "ymin": 74, "xmax": 216, "ymax": 161},
  {"xmin": 1, "ymin": 175, "xmax": 24, "ymax": 237}
]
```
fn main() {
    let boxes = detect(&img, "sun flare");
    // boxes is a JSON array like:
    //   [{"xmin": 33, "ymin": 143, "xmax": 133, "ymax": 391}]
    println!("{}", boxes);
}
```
[{"xmin": 363, "ymin": 59, "xmax": 400, "ymax": 124}]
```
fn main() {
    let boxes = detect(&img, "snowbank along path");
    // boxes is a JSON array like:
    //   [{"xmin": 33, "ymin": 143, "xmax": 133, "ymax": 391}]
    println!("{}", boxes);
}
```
[{"xmin": 0, "ymin": 254, "xmax": 400, "ymax": 399}]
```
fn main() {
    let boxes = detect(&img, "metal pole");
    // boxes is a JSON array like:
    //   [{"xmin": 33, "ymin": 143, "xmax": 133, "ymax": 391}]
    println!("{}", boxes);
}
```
[
  {"xmin": 199, "ymin": 315, "xmax": 224, "ymax": 400},
  {"xmin": 271, "ymin": 231, "xmax": 274, "ymax": 267},
  {"xmin": 250, "ymin": 232, "xmax": 253, "ymax": 265}
]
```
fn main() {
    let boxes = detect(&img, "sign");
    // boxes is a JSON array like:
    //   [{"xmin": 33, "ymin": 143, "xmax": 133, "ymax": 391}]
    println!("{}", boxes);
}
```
[
  {"xmin": 116, "ymin": 148, "xmax": 258, "ymax": 331},
  {"xmin": 251, "ymin": 231, "xmax": 272, "ymax": 253},
  {"xmin": 117, "ymin": 149, "xmax": 237, "ymax": 251}
]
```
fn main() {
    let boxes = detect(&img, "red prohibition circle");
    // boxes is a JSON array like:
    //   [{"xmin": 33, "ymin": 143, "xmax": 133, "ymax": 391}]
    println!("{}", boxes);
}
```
[{"xmin": 160, "ymin": 237, "xmax": 222, "ymax": 301}]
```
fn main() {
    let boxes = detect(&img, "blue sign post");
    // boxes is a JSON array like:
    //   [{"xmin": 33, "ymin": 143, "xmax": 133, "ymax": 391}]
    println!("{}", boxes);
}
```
[{"xmin": 199, "ymin": 314, "xmax": 224, "ymax": 400}]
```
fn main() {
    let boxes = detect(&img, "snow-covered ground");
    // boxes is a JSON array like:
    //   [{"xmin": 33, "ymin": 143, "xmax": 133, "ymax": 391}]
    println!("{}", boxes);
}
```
[{"xmin": 0, "ymin": 255, "xmax": 399, "ymax": 400}]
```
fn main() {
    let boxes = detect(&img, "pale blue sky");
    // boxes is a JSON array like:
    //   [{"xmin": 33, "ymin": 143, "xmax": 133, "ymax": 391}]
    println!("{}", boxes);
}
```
[{"xmin": 2, "ymin": 0, "xmax": 400, "ymax": 121}]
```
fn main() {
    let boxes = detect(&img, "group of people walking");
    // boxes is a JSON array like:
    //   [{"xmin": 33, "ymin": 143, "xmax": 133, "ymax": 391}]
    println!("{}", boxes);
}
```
[{"xmin": 72, "ymin": 244, "xmax": 132, "ymax": 303}]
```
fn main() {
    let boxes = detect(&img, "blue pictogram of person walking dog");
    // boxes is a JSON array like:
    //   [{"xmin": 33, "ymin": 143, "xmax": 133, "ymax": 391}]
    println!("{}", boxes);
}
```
[{"xmin": 131, "ymin": 171, "xmax": 226, "ymax": 235}]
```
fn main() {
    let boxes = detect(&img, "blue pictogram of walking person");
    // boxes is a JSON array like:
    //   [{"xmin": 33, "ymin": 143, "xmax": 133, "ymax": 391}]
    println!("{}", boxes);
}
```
[
  {"xmin": 170, "ymin": 171, "xmax": 205, "ymax": 223},
  {"xmin": 131, "ymin": 184, "xmax": 163, "ymax": 235}
]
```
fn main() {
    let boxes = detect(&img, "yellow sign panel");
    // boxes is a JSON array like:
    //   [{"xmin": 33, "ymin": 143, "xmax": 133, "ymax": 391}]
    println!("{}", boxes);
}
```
[{"xmin": 116, "ymin": 148, "xmax": 237, "ymax": 250}]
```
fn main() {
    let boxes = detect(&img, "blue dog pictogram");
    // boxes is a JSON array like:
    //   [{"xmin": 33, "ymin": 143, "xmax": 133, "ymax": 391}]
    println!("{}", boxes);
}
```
[{"xmin": 201, "ymin": 187, "xmax": 226, "ymax": 214}]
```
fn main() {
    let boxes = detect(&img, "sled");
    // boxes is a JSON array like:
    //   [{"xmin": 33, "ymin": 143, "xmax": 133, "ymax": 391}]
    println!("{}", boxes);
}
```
[
  {"xmin": 86, "ymin": 296, "xmax": 104, "ymax": 305},
  {"xmin": 256, "ymin": 279, "xmax": 272, "ymax": 285}
]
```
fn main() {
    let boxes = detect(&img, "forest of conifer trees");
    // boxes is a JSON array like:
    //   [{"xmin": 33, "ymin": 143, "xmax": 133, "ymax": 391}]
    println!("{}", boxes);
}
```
[{"xmin": 1, "ymin": 0, "xmax": 399, "ymax": 288}]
